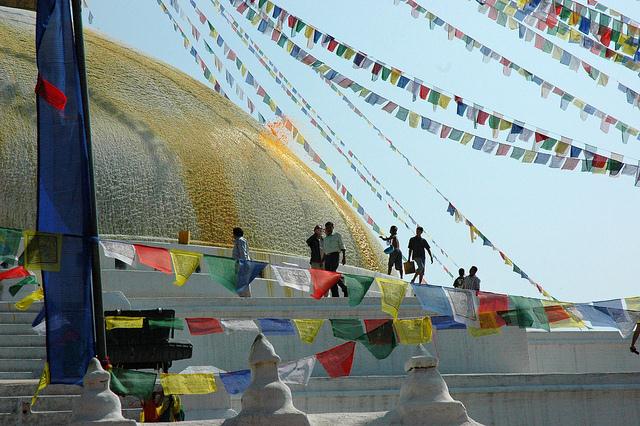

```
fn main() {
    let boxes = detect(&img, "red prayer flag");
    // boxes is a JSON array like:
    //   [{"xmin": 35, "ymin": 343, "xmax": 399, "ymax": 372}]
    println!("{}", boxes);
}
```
[
  {"xmin": 316, "ymin": 341, "xmax": 356, "ymax": 378},
  {"xmin": 544, "ymin": 305, "xmax": 571, "ymax": 323},
  {"xmin": 186, "ymin": 318, "xmax": 224, "ymax": 335},
  {"xmin": 478, "ymin": 291, "xmax": 509, "ymax": 313},
  {"xmin": 35, "ymin": 75, "xmax": 67, "ymax": 111},
  {"xmin": 133, "ymin": 244, "xmax": 172, "ymax": 274},
  {"xmin": 534, "ymin": 132, "xmax": 548, "ymax": 143},
  {"xmin": 288, "ymin": 15, "xmax": 297, "ymax": 28},
  {"xmin": 600, "ymin": 27, "xmax": 612, "ymax": 47},
  {"xmin": 419, "ymin": 85, "xmax": 430, "ymax": 100},
  {"xmin": 592, "ymin": 154, "xmax": 607, "ymax": 169},
  {"xmin": 327, "ymin": 39, "xmax": 338, "ymax": 52},
  {"xmin": 310, "ymin": 269, "xmax": 342, "ymax": 299},
  {"xmin": 364, "ymin": 319, "xmax": 390, "ymax": 333},
  {"xmin": 0, "ymin": 266, "xmax": 31, "ymax": 281},
  {"xmin": 476, "ymin": 110, "xmax": 489, "ymax": 125}
]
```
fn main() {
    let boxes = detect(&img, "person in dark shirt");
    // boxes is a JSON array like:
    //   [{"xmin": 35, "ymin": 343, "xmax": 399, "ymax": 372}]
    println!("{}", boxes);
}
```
[
  {"xmin": 306, "ymin": 225, "xmax": 324, "ymax": 269},
  {"xmin": 380, "ymin": 225, "xmax": 403, "ymax": 279},
  {"xmin": 453, "ymin": 268, "xmax": 465, "ymax": 288},
  {"xmin": 407, "ymin": 226, "xmax": 433, "ymax": 284}
]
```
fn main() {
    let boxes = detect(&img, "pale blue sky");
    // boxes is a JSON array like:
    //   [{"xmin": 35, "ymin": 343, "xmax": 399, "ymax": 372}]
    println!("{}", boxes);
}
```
[{"xmin": 84, "ymin": 0, "xmax": 640, "ymax": 302}]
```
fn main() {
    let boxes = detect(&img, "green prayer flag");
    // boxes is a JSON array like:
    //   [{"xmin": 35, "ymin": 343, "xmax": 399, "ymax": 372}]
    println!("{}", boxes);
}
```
[
  {"xmin": 560, "ymin": 7, "xmax": 571, "ymax": 21},
  {"xmin": 357, "ymin": 321, "xmax": 397, "ymax": 360},
  {"xmin": 336, "ymin": 44, "xmax": 347, "ymax": 57},
  {"xmin": 277, "ymin": 35, "xmax": 287, "ymax": 47},
  {"xmin": 110, "ymin": 368, "xmax": 157, "ymax": 400},
  {"xmin": 542, "ymin": 40, "xmax": 553, "ymax": 53},
  {"xmin": 295, "ymin": 20, "xmax": 306, "ymax": 33},
  {"xmin": 510, "ymin": 147, "xmax": 525, "ymax": 160},
  {"xmin": 448, "ymin": 129, "xmax": 464, "ymax": 141},
  {"xmin": 488, "ymin": 115, "xmax": 500, "ymax": 129},
  {"xmin": 427, "ymin": 90, "xmax": 440, "ymax": 106},
  {"xmin": 258, "ymin": 0, "xmax": 266, "ymax": 7},
  {"xmin": 149, "ymin": 318, "xmax": 184, "ymax": 330},
  {"xmin": 9, "ymin": 276, "xmax": 37, "ymax": 297},
  {"xmin": 582, "ymin": 159, "xmax": 593, "ymax": 172},
  {"xmin": 203, "ymin": 255, "xmax": 237, "ymax": 294},
  {"xmin": 344, "ymin": 274, "xmax": 375, "ymax": 307},
  {"xmin": 381, "ymin": 67, "xmax": 391, "ymax": 81},
  {"xmin": 331, "ymin": 319, "xmax": 364, "ymax": 341},
  {"xmin": 500, "ymin": 296, "xmax": 549, "ymax": 331},
  {"xmin": 0, "ymin": 228, "xmax": 22, "ymax": 265},
  {"xmin": 540, "ymin": 138, "xmax": 557, "ymax": 150}
]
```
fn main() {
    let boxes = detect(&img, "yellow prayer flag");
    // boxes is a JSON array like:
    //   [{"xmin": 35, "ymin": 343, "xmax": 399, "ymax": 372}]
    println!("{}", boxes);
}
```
[
  {"xmin": 31, "ymin": 363, "xmax": 49, "ymax": 407},
  {"xmin": 438, "ymin": 94, "xmax": 452, "ymax": 109},
  {"xmin": 105, "ymin": 316, "xmax": 144, "ymax": 330},
  {"xmin": 554, "ymin": 142, "xmax": 570, "ymax": 156},
  {"xmin": 250, "ymin": 13, "xmax": 260, "ymax": 26},
  {"xmin": 23, "ymin": 230, "xmax": 62, "ymax": 272},
  {"xmin": 408, "ymin": 112, "xmax": 420, "ymax": 128},
  {"xmin": 568, "ymin": 29, "xmax": 581, "ymax": 43},
  {"xmin": 542, "ymin": 301, "xmax": 584, "ymax": 329},
  {"xmin": 265, "ymin": 1, "xmax": 274, "ymax": 14},
  {"xmin": 170, "ymin": 250, "xmax": 202, "ymax": 287},
  {"xmin": 15, "ymin": 287, "xmax": 44, "ymax": 311},
  {"xmin": 522, "ymin": 150, "xmax": 536, "ymax": 163},
  {"xmin": 469, "ymin": 225, "xmax": 478, "ymax": 243},
  {"xmin": 504, "ymin": 4, "xmax": 517, "ymax": 16},
  {"xmin": 344, "ymin": 48, "xmax": 356, "ymax": 60},
  {"xmin": 499, "ymin": 119, "xmax": 511, "ymax": 131},
  {"xmin": 393, "ymin": 317, "xmax": 432, "ymax": 344},
  {"xmin": 597, "ymin": 73, "xmax": 608, "ymax": 87},
  {"xmin": 507, "ymin": 16, "xmax": 518, "ymax": 30},
  {"xmin": 569, "ymin": 12, "xmax": 580, "ymax": 26},
  {"xmin": 390, "ymin": 69, "xmax": 401, "ymax": 85},
  {"xmin": 160, "ymin": 373, "xmax": 216, "ymax": 395},
  {"xmin": 304, "ymin": 25, "xmax": 314, "ymax": 39},
  {"xmin": 468, "ymin": 312, "xmax": 502, "ymax": 337},
  {"xmin": 460, "ymin": 133, "xmax": 473, "ymax": 145},
  {"xmin": 551, "ymin": 46, "xmax": 563, "ymax": 60},
  {"xmin": 296, "ymin": 133, "xmax": 305, "ymax": 145},
  {"xmin": 625, "ymin": 297, "xmax": 640, "ymax": 312},
  {"xmin": 377, "ymin": 278, "xmax": 408, "ymax": 319},
  {"xmin": 293, "ymin": 319, "xmax": 325, "ymax": 344}
]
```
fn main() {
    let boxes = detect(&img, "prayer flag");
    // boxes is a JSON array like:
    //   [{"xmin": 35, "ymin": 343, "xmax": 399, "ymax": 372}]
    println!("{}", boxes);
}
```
[
  {"xmin": 134, "ymin": 245, "xmax": 172, "ymax": 274},
  {"xmin": 393, "ymin": 317, "xmax": 432, "ymax": 344},
  {"xmin": 110, "ymin": 368, "xmax": 157, "ymax": 400},
  {"xmin": 15, "ymin": 287, "xmax": 44, "ymax": 311},
  {"xmin": 500, "ymin": 296, "xmax": 549, "ymax": 331},
  {"xmin": 279, "ymin": 356, "xmax": 316, "ymax": 385},
  {"xmin": 0, "ymin": 228, "xmax": 21, "ymax": 265},
  {"xmin": 331, "ymin": 319, "xmax": 364, "ymax": 341},
  {"xmin": 23, "ymin": 231, "xmax": 61, "ymax": 272},
  {"xmin": 316, "ymin": 341, "xmax": 356, "ymax": 378},
  {"xmin": 444, "ymin": 288, "xmax": 479, "ymax": 327},
  {"xmin": 204, "ymin": 255, "xmax": 237, "ymax": 294},
  {"xmin": 160, "ymin": 373, "xmax": 216, "ymax": 395},
  {"xmin": 377, "ymin": 278, "xmax": 407, "ymax": 319},
  {"xmin": 105, "ymin": 316, "xmax": 144, "ymax": 330},
  {"xmin": 258, "ymin": 318, "xmax": 296, "ymax": 336},
  {"xmin": 413, "ymin": 284, "xmax": 453, "ymax": 316},
  {"xmin": 149, "ymin": 318, "xmax": 184, "ymax": 330},
  {"xmin": 186, "ymin": 318, "xmax": 224, "ymax": 335},
  {"xmin": 343, "ymin": 274, "xmax": 375, "ymax": 306},
  {"xmin": 219, "ymin": 370, "xmax": 251, "ymax": 395},
  {"xmin": 467, "ymin": 312, "xmax": 502, "ymax": 337},
  {"xmin": 99, "ymin": 241, "xmax": 135, "ymax": 265},
  {"xmin": 357, "ymin": 320, "xmax": 397, "ymax": 359},
  {"xmin": 10, "ymin": 275, "xmax": 38, "ymax": 297},
  {"xmin": 169, "ymin": 250, "xmax": 202, "ymax": 286},
  {"xmin": 221, "ymin": 319, "xmax": 259, "ymax": 332},
  {"xmin": 0, "ymin": 266, "xmax": 30, "ymax": 281},
  {"xmin": 310, "ymin": 269, "xmax": 342, "ymax": 299},
  {"xmin": 293, "ymin": 319, "xmax": 324, "ymax": 344},
  {"xmin": 271, "ymin": 265, "xmax": 311, "ymax": 292},
  {"xmin": 236, "ymin": 260, "xmax": 267, "ymax": 293},
  {"xmin": 31, "ymin": 363, "xmax": 49, "ymax": 406},
  {"xmin": 477, "ymin": 291, "xmax": 509, "ymax": 313}
]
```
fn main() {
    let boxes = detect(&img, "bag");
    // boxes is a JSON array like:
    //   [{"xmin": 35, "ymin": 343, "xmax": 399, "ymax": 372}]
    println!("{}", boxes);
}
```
[
  {"xmin": 384, "ymin": 246, "xmax": 394, "ymax": 255},
  {"xmin": 403, "ymin": 261, "xmax": 416, "ymax": 275}
]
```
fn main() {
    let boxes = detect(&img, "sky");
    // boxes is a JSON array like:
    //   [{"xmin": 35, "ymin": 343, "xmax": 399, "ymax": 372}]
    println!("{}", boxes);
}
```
[{"xmin": 82, "ymin": 0, "xmax": 640, "ymax": 302}]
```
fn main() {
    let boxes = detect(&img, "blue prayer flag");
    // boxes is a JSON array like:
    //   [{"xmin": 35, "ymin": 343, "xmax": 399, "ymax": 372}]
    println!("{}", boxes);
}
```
[
  {"xmin": 412, "ymin": 284, "xmax": 453, "ymax": 317},
  {"xmin": 257, "ymin": 318, "xmax": 296, "ymax": 336},
  {"xmin": 220, "ymin": 370, "xmax": 251, "ymax": 395},
  {"xmin": 236, "ymin": 260, "xmax": 267, "ymax": 293}
]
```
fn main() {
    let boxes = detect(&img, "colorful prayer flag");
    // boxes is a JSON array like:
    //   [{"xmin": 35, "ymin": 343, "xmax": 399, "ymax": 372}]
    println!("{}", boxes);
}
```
[
  {"xmin": 257, "ymin": 318, "xmax": 296, "ymax": 336},
  {"xmin": 99, "ymin": 241, "xmax": 135, "ymax": 265},
  {"xmin": 271, "ymin": 265, "xmax": 311, "ymax": 292},
  {"xmin": 23, "ymin": 231, "xmax": 61, "ymax": 272},
  {"xmin": 160, "ymin": 373, "xmax": 217, "ymax": 395},
  {"xmin": 219, "ymin": 369, "xmax": 251, "ymax": 395},
  {"xmin": 316, "ymin": 341, "xmax": 356, "ymax": 378},
  {"xmin": 186, "ymin": 317, "xmax": 224, "ymax": 335},
  {"xmin": 357, "ymin": 320, "xmax": 397, "ymax": 360},
  {"xmin": 0, "ymin": 228, "xmax": 21, "ymax": 265},
  {"xmin": 377, "ymin": 278, "xmax": 408, "ymax": 319},
  {"xmin": 331, "ymin": 319, "xmax": 364, "ymax": 341},
  {"xmin": 204, "ymin": 255, "xmax": 237, "ymax": 294},
  {"xmin": 343, "ymin": 274, "xmax": 375, "ymax": 306},
  {"xmin": 15, "ymin": 287, "xmax": 44, "ymax": 311},
  {"xmin": 105, "ymin": 316, "xmax": 144, "ymax": 330},
  {"xmin": 10, "ymin": 275, "xmax": 37, "ymax": 297},
  {"xmin": 220, "ymin": 319, "xmax": 259, "ymax": 332},
  {"xmin": 393, "ymin": 317, "xmax": 432, "ymax": 344},
  {"xmin": 134, "ymin": 244, "xmax": 172, "ymax": 274},
  {"xmin": 31, "ymin": 363, "xmax": 49, "ymax": 406},
  {"xmin": 310, "ymin": 269, "xmax": 342, "ymax": 299},
  {"xmin": 293, "ymin": 319, "xmax": 324, "ymax": 344},
  {"xmin": 278, "ymin": 356, "xmax": 316, "ymax": 385},
  {"xmin": 444, "ymin": 288, "xmax": 480, "ymax": 327},
  {"xmin": 169, "ymin": 250, "xmax": 202, "ymax": 286},
  {"xmin": 412, "ymin": 284, "xmax": 454, "ymax": 317},
  {"xmin": 149, "ymin": 318, "xmax": 184, "ymax": 330},
  {"xmin": 0, "ymin": 266, "xmax": 31, "ymax": 281},
  {"xmin": 110, "ymin": 368, "xmax": 157, "ymax": 400}
]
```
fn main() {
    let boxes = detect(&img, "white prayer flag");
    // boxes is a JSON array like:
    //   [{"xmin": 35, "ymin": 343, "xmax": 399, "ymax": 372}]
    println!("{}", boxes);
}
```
[
  {"xmin": 33, "ymin": 321, "xmax": 46, "ymax": 336},
  {"xmin": 221, "ymin": 319, "xmax": 259, "ymax": 333},
  {"xmin": 271, "ymin": 265, "xmax": 312, "ymax": 292},
  {"xmin": 278, "ymin": 356, "xmax": 316, "ymax": 386},
  {"xmin": 180, "ymin": 365, "xmax": 226, "ymax": 375},
  {"xmin": 100, "ymin": 241, "xmax": 135, "ymax": 265},
  {"xmin": 444, "ymin": 288, "xmax": 479, "ymax": 328}
]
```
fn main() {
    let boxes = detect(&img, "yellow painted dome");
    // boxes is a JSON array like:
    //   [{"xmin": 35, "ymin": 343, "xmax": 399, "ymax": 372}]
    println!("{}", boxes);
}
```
[{"xmin": 0, "ymin": 8, "xmax": 384, "ymax": 270}]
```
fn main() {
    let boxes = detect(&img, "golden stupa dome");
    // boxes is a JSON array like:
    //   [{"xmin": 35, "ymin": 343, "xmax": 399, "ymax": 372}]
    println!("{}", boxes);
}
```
[{"xmin": 0, "ymin": 8, "xmax": 384, "ymax": 270}]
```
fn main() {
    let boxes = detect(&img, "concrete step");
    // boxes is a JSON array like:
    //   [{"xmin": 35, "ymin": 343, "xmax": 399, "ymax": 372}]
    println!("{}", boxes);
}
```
[
  {"xmin": 0, "ymin": 407, "xmax": 140, "ymax": 424},
  {"xmin": 0, "ymin": 395, "xmax": 76, "ymax": 413},
  {"xmin": 0, "ymin": 335, "xmax": 44, "ymax": 347},
  {"xmin": 0, "ymin": 359, "xmax": 43, "ymax": 373},
  {"xmin": 0, "ymin": 347, "xmax": 45, "ymax": 359},
  {"xmin": 0, "ymin": 372, "xmax": 35, "ymax": 380},
  {"xmin": 0, "ymin": 381, "xmax": 78, "ymax": 397},
  {"xmin": 0, "ymin": 323, "xmax": 36, "ymax": 335},
  {"xmin": 0, "ymin": 312, "xmax": 39, "ymax": 324},
  {"xmin": 0, "ymin": 302, "xmax": 42, "ymax": 314}
]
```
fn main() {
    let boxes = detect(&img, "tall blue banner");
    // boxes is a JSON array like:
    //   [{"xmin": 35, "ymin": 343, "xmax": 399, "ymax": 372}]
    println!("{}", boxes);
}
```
[{"xmin": 36, "ymin": 0, "xmax": 95, "ymax": 384}]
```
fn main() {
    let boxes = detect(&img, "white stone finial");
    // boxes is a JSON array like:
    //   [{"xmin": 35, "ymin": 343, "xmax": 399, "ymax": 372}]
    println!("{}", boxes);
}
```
[
  {"xmin": 224, "ymin": 334, "xmax": 310, "ymax": 426},
  {"xmin": 70, "ymin": 358, "xmax": 136, "ymax": 426},
  {"xmin": 385, "ymin": 351, "xmax": 483, "ymax": 425}
]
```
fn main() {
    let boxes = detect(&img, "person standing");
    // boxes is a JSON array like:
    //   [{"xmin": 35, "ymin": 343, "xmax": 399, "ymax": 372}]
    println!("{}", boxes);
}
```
[
  {"xmin": 453, "ymin": 268, "xmax": 465, "ymax": 288},
  {"xmin": 323, "ymin": 221, "xmax": 348, "ymax": 297},
  {"xmin": 462, "ymin": 266, "xmax": 481, "ymax": 291},
  {"xmin": 381, "ymin": 226, "xmax": 403, "ymax": 279},
  {"xmin": 407, "ymin": 226, "xmax": 433, "ymax": 284},
  {"xmin": 306, "ymin": 225, "xmax": 324, "ymax": 269},
  {"xmin": 232, "ymin": 227, "xmax": 252, "ymax": 297}
]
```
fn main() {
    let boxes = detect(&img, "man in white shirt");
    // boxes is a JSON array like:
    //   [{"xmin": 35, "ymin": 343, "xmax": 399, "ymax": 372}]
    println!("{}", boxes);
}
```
[{"xmin": 322, "ymin": 221, "xmax": 348, "ymax": 297}]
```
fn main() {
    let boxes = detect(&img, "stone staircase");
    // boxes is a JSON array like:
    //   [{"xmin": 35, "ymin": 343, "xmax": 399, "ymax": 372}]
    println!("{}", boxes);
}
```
[{"xmin": 0, "ymin": 301, "xmax": 44, "ymax": 381}]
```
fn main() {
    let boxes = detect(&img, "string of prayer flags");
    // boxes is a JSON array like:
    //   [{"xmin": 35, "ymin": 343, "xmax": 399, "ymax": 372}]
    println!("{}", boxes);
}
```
[
  {"xmin": 149, "ymin": 318, "xmax": 184, "ymax": 330},
  {"xmin": 23, "ymin": 230, "xmax": 61, "ymax": 272},
  {"xmin": 219, "ymin": 369, "xmax": 251, "ymax": 395},
  {"xmin": 186, "ymin": 317, "xmax": 224, "ymax": 335},
  {"xmin": 257, "ymin": 318, "xmax": 296, "ymax": 336},
  {"xmin": 293, "ymin": 319, "xmax": 325, "ymax": 344},
  {"xmin": 31, "ymin": 363, "xmax": 49, "ymax": 407},
  {"xmin": 393, "ymin": 317, "xmax": 432, "ymax": 344},
  {"xmin": 110, "ymin": 368, "xmax": 157, "ymax": 400},
  {"xmin": 0, "ymin": 265, "xmax": 31, "ymax": 281},
  {"xmin": 15, "ymin": 287, "xmax": 44, "ymax": 311},
  {"xmin": 134, "ymin": 244, "xmax": 172, "ymax": 274},
  {"xmin": 278, "ymin": 356, "xmax": 316, "ymax": 385},
  {"xmin": 99, "ymin": 241, "xmax": 135, "ymax": 266},
  {"xmin": 331, "ymin": 319, "xmax": 365, "ymax": 341},
  {"xmin": 344, "ymin": 274, "xmax": 375, "ymax": 306},
  {"xmin": 105, "ymin": 316, "xmax": 144, "ymax": 330},
  {"xmin": 160, "ymin": 373, "xmax": 217, "ymax": 395},
  {"xmin": 310, "ymin": 269, "xmax": 342, "ymax": 299},
  {"xmin": 0, "ymin": 227, "xmax": 21, "ymax": 265},
  {"xmin": 315, "ymin": 341, "xmax": 356, "ymax": 378},
  {"xmin": 220, "ymin": 319, "xmax": 260, "ymax": 333},
  {"xmin": 377, "ymin": 278, "xmax": 408, "ymax": 319},
  {"xmin": 169, "ymin": 249, "xmax": 202, "ymax": 286}
]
